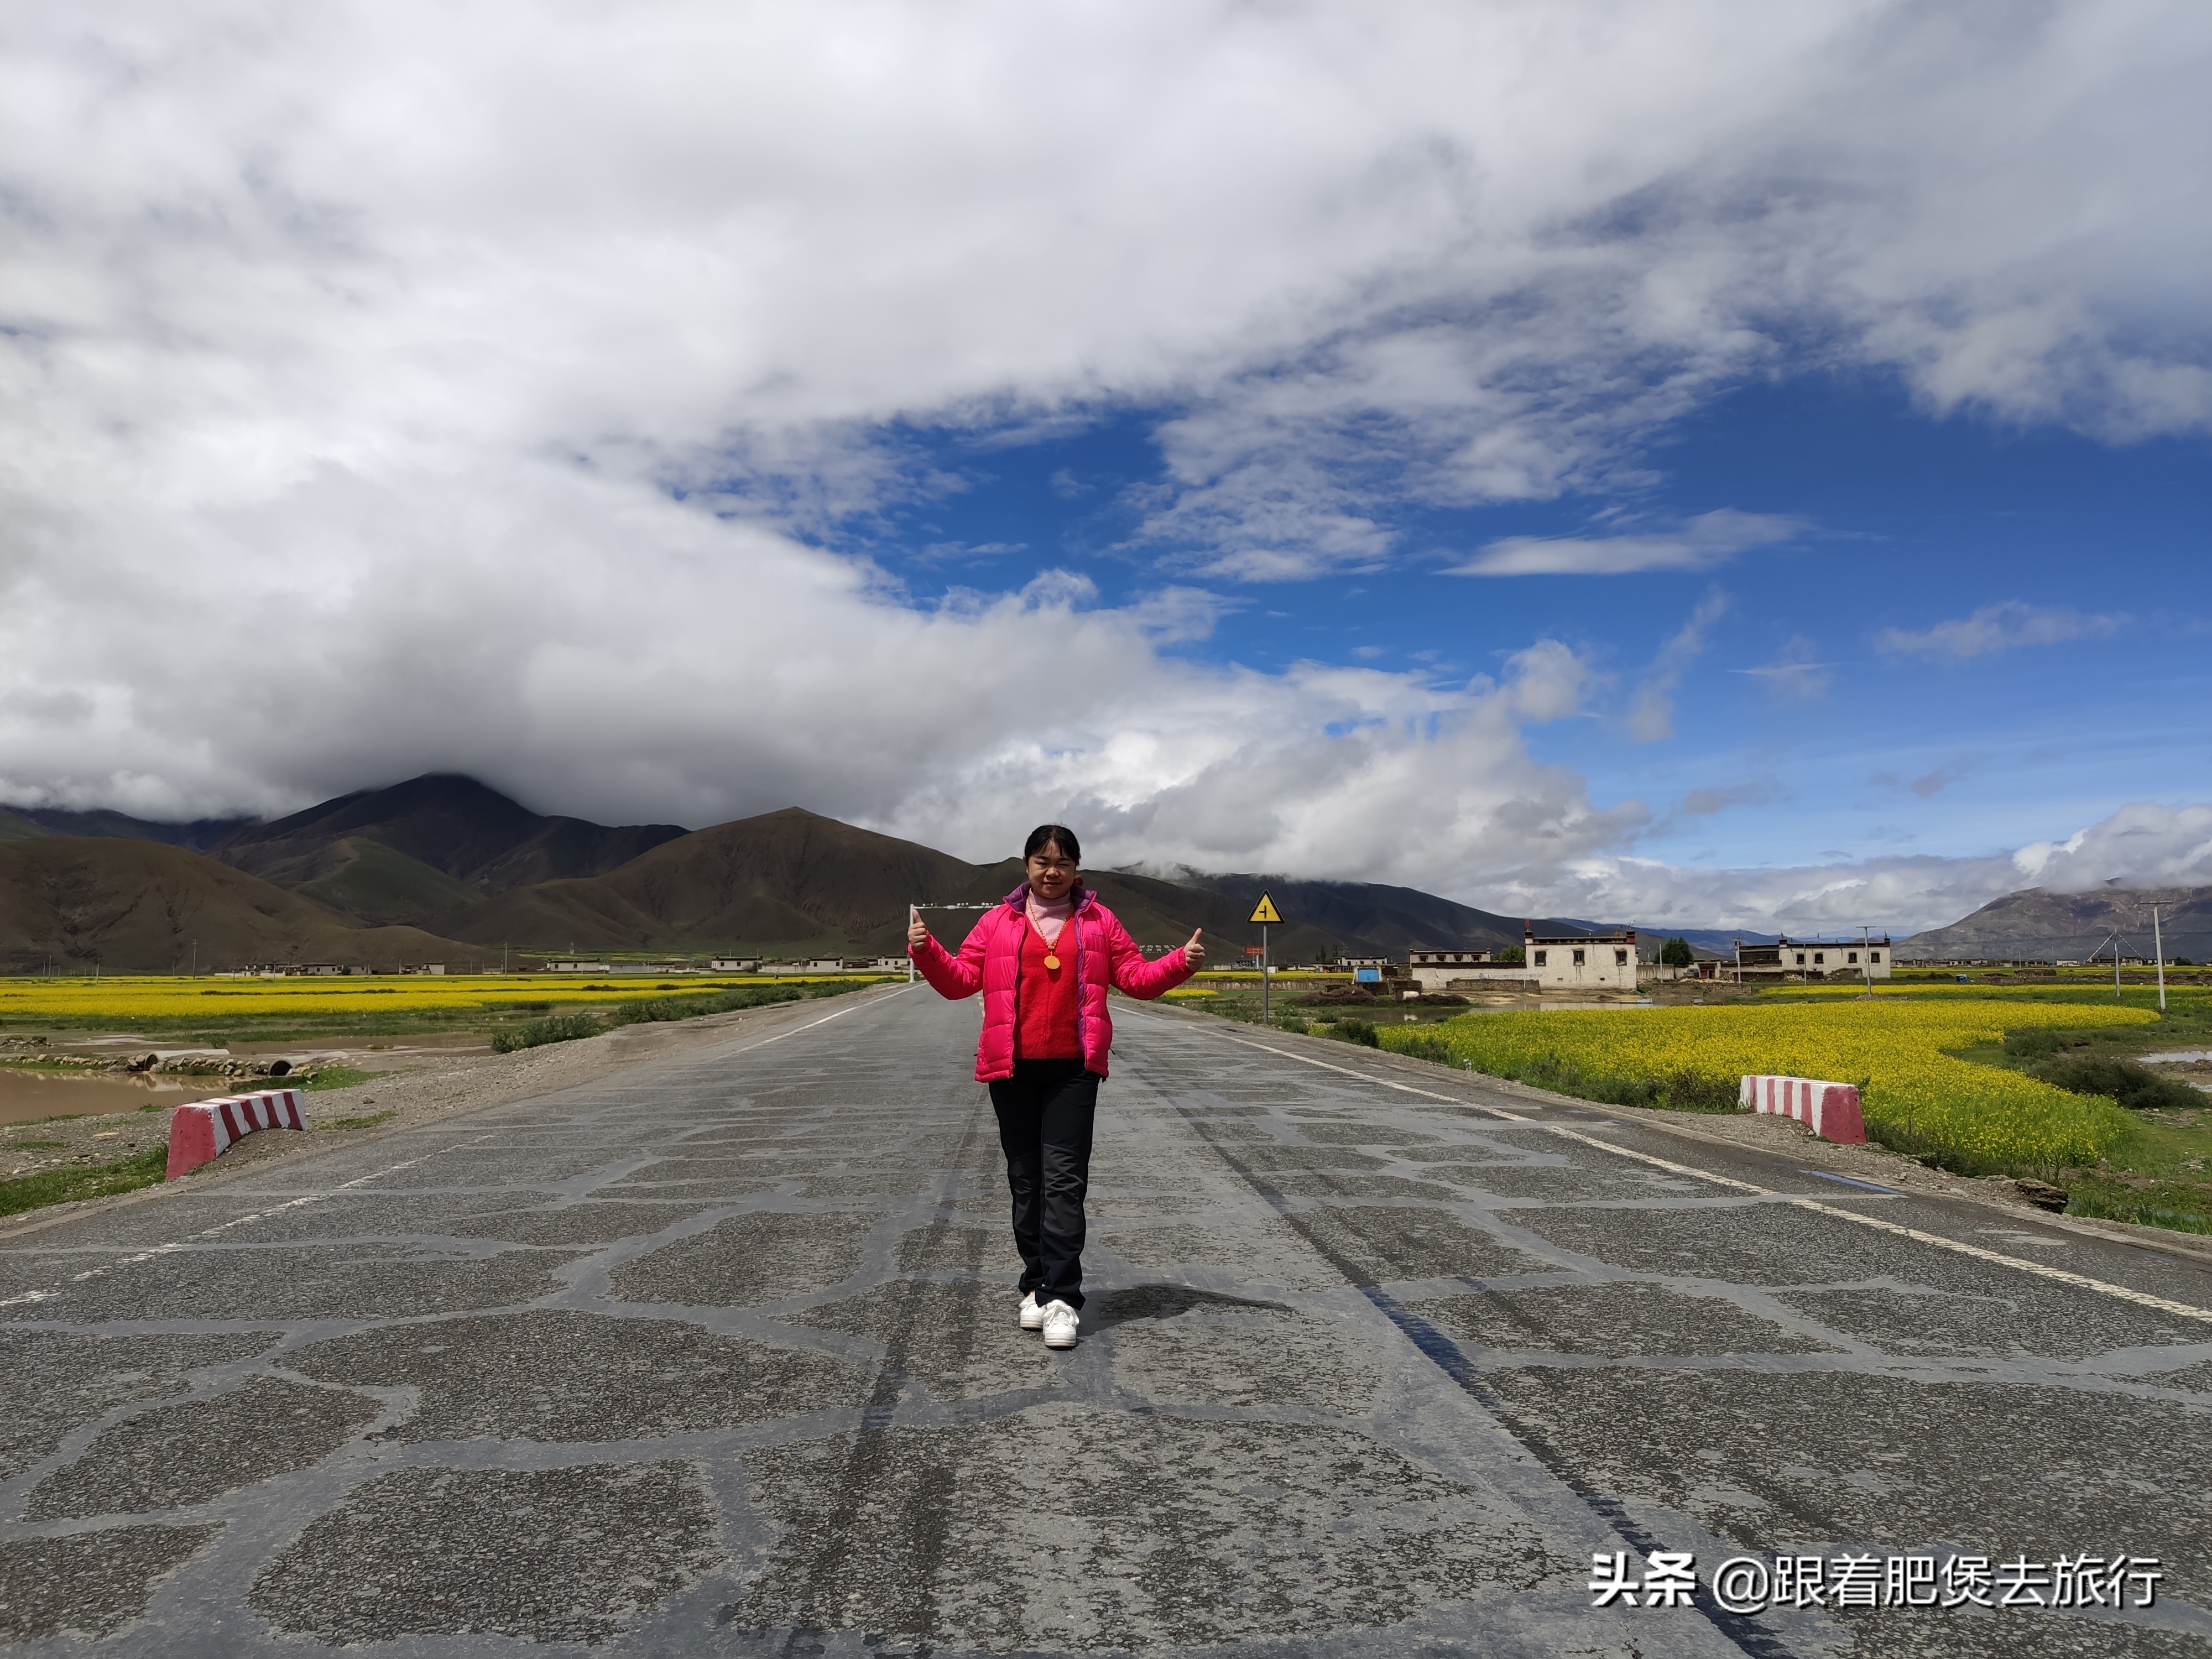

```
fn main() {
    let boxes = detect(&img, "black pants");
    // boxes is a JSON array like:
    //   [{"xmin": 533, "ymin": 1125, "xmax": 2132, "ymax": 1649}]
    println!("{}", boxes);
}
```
[{"xmin": 987, "ymin": 1059, "xmax": 1100, "ymax": 1312}]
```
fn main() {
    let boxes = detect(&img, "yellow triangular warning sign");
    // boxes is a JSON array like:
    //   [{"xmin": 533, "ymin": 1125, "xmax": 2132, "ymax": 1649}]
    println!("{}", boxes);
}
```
[{"xmin": 1248, "ymin": 893, "xmax": 1282, "ymax": 925}]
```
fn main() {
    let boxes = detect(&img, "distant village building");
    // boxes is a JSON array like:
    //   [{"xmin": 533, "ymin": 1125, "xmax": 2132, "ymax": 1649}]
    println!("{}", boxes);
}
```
[
  {"xmin": 406, "ymin": 962, "xmax": 446, "ymax": 975},
  {"xmin": 1400, "ymin": 934, "xmax": 1641, "ymax": 993},
  {"xmin": 546, "ymin": 961, "xmax": 612, "ymax": 973},
  {"xmin": 1410, "ymin": 949, "xmax": 1493, "ymax": 969},
  {"xmin": 1735, "ymin": 936, "xmax": 1891, "ymax": 980},
  {"xmin": 1525, "ymin": 925, "xmax": 1639, "ymax": 992},
  {"xmin": 290, "ymin": 963, "xmax": 345, "ymax": 977},
  {"xmin": 708, "ymin": 957, "xmax": 759, "ymax": 972},
  {"xmin": 1406, "ymin": 949, "xmax": 1517, "ymax": 992}
]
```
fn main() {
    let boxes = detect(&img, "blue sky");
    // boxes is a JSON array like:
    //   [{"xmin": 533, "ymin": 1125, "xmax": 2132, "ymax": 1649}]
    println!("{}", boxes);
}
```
[
  {"xmin": 3, "ymin": 4, "xmax": 2208, "ymax": 934},
  {"xmin": 819, "ymin": 369, "xmax": 2209, "ymax": 905}
]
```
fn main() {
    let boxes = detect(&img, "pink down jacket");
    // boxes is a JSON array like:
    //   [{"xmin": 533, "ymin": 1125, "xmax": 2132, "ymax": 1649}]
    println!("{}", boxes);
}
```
[{"xmin": 912, "ymin": 883, "xmax": 1195, "ymax": 1081}]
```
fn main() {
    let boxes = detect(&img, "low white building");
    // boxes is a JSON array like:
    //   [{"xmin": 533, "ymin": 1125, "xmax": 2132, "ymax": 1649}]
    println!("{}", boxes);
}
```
[
  {"xmin": 1525, "ymin": 926, "xmax": 1639, "ymax": 992},
  {"xmin": 1407, "ymin": 949, "xmax": 1529, "ymax": 992},
  {"xmin": 1738, "ymin": 937, "xmax": 1891, "ymax": 980},
  {"xmin": 545, "ymin": 961, "xmax": 611, "ymax": 973},
  {"xmin": 708, "ymin": 957, "xmax": 758, "ymax": 972}
]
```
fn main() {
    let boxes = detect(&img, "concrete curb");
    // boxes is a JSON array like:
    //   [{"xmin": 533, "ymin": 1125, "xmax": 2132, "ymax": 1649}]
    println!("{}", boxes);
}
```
[
  {"xmin": 165, "ymin": 1088, "xmax": 307, "ymax": 1178},
  {"xmin": 1741, "ymin": 1073, "xmax": 1866, "ymax": 1144}
]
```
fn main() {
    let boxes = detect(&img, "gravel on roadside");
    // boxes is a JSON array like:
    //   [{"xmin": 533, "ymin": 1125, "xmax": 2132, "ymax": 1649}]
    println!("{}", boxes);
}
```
[{"xmin": 0, "ymin": 983, "xmax": 908, "ymax": 1237}]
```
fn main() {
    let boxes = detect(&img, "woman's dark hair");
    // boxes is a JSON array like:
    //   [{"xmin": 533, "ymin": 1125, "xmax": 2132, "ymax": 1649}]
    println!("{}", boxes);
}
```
[{"xmin": 1023, "ymin": 824, "xmax": 1081, "ymax": 864}]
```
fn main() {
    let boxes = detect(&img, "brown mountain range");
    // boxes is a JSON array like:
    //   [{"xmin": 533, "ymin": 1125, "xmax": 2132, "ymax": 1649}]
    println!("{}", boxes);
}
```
[
  {"xmin": 0, "ymin": 775, "xmax": 1597, "ymax": 971},
  {"xmin": 1896, "ymin": 884, "xmax": 2212, "ymax": 963},
  {"xmin": 0, "ymin": 837, "xmax": 481, "ymax": 974}
]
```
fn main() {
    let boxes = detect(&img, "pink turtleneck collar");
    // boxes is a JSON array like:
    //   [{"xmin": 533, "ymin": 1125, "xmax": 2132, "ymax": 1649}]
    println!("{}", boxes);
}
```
[{"xmin": 1025, "ymin": 889, "xmax": 1074, "ymax": 945}]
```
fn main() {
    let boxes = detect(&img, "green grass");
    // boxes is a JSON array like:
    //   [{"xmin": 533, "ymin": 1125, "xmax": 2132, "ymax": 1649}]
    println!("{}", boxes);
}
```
[
  {"xmin": 614, "ymin": 984, "xmax": 808, "ymax": 1024},
  {"xmin": 491, "ymin": 1011, "xmax": 603, "ymax": 1053},
  {"xmin": 2063, "ymin": 1172, "xmax": 2212, "ymax": 1234},
  {"xmin": 0, "ymin": 1144, "xmax": 168, "ymax": 1218},
  {"xmin": 2032, "ymin": 1053, "xmax": 2202, "ymax": 1110},
  {"xmin": 317, "ymin": 1110, "xmax": 397, "ymax": 1131},
  {"xmin": 300, "ymin": 1066, "xmax": 390, "ymax": 1092}
]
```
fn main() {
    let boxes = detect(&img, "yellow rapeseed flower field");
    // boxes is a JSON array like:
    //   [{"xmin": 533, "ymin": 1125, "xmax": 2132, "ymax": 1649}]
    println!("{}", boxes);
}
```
[
  {"xmin": 1379, "ymin": 998, "xmax": 2156, "ymax": 1177},
  {"xmin": 0, "ymin": 973, "xmax": 875, "ymax": 1022}
]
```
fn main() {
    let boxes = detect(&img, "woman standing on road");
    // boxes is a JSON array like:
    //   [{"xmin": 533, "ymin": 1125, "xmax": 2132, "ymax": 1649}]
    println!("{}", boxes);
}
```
[{"xmin": 907, "ymin": 825, "xmax": 1204, "ymax": 1350}]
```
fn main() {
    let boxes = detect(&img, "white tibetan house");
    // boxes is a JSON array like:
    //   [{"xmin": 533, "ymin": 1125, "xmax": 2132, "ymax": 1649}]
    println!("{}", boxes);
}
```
[{"xmin": 1525, "ymin": 926, "xmax": 1639, "ymax": 991}]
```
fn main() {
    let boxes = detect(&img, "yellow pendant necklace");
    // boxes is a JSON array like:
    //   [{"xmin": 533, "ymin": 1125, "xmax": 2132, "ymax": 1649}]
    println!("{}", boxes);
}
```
[{"xmin": 1037, "ymin": 895, "xmax": 1070, "ymax": 971}]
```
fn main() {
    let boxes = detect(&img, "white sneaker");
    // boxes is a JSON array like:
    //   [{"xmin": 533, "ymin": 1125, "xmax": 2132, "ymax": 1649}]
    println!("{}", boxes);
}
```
[
  {"xmin": 1019, "ymin": 1292, "xmax": 1046, "ymax": 1331},
  {"xmin": 1041, "ymin": 1300, "xmax": 1079, "ymax": 1349}
]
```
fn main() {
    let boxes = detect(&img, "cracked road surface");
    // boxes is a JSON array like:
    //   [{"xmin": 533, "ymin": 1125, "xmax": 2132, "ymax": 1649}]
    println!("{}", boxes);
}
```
[{"xmin": 3, "ymin": 985, "xmax": 2209, "ymax": 1657}]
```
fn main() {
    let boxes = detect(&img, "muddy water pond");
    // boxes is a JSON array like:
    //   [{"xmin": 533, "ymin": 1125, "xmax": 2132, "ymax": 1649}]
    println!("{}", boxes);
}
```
[{"xmin": 0, "ymin": 1068, "xmax": 221, "ymax": 1125}]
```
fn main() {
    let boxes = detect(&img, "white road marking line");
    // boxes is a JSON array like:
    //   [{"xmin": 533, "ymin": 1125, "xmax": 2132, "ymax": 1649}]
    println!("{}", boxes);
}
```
[
  {"xmin": 1176, "ymin": 1021, "xmax": 2212, "ymax": 1328},
  {"xmin": 723, "ymin": 988, "xmax": 905, "ymax": 1057}
]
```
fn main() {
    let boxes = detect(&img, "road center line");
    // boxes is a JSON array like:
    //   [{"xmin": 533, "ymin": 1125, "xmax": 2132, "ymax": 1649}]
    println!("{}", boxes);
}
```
[{"xmin": 1173, "ymin": 1020, "xmax": 2212, "ymax": 1328}]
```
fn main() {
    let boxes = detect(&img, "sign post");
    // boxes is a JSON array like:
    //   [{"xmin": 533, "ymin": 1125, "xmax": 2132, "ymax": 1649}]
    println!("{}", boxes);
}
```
[{"xmin": 1248, "ymin": 892, "xmax": 1282, "ymax": 1026}]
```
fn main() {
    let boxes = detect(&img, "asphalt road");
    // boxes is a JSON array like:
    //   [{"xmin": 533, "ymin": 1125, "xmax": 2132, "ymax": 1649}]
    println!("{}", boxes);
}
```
[{"xmin": 3, "ymin": 985, "xmax": 2209, "ymax": 1658}]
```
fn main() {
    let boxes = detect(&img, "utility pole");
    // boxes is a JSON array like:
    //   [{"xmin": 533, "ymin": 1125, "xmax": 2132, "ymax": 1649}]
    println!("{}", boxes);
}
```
[
  {"xmin": 1862, "ymin": 925, "xmax": 1872, "ymax": 994},
  {"xmin": 2154, "ymin": 905, "xmax": 2167, "ymax": 1013}
]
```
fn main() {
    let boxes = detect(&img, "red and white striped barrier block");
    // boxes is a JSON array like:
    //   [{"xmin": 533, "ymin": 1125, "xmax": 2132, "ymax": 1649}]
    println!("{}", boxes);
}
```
[
  {"xmin": 165, "ymin": 1089, "xmax": 308, "ymax": 1180},
  {"xmin": 1740, "ymin": 1074, "xmax": 1866, "ymax": 1144}
]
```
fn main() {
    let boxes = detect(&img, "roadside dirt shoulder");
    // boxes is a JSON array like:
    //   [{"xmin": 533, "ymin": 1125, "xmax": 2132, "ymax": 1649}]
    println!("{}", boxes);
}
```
[{"xmin": 0, "ymin": 984, "xmax": 908, "ymax": 1239}]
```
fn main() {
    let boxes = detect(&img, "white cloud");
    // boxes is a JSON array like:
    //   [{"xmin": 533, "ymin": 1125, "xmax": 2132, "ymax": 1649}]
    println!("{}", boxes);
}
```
[
  {"xmin": 1875, "ymin": 602, "xmax": 2126, "ymax": 660},
  {"xmin": 1, "ymin": 3, "xmax": 2208, "ymax": 906},
  {"xmin": 1678, "ymin": 780, "xmax": 1778, "ymax": 818},
  {"xmin": 1501, "ymin": 640, "xmax": 1595, "ymax": 724},
  {"xmin": 1625, "ymin": 591, "xmax": 1730, "ymax": 742},
  {"xmin": 2013, "ymin": 803, "xmax": 2212, "ymax": 892},
  {"xmin": 1454, "ymin": 513, "xmax": 1798, "ymax": 578},
  {"xmin": 1484, "ymin": 799, "xmax": 2212, "ymax": 936},
  {"xmin": 1733, "ymin": 637, "xmax": 1833, "ymax": 700}
]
